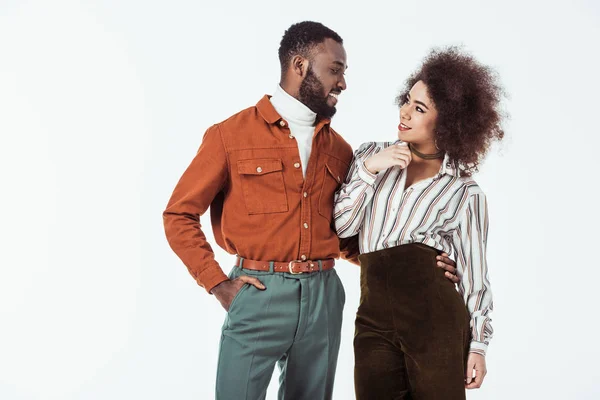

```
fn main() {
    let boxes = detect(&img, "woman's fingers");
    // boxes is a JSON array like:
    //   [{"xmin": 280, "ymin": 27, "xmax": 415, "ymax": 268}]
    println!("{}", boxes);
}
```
[
  {"xmin": 465, "ymin": 357, "xmax": 475, "ymax": 385},
  {"xmin": 394, "ymin": 153, "xmax": 411, "ymax": 169},
  {"xmin": 465, "ymin": 353, "xmax": 487, "ymax": 389}
]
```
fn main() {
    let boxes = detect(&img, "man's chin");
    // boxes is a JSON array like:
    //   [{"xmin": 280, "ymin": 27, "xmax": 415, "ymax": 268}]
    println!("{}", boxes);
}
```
[{"xmin": 318, "ymin": 105, "xmax": 336, "ymax": 119}]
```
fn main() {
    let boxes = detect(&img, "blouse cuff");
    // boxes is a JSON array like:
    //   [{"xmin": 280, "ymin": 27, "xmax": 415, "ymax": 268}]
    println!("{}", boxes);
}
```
[
  {"xmin": 357, "ymin": 160, "xmax": 378, "ymax": 186},
  {"xmin": 469, "ymin": 341, "xmax": 488, "ymax": 357}
]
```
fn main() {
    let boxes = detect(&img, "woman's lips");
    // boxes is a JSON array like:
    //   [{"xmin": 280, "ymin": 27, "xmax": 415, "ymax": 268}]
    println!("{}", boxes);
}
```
[{"xmin": 398, "ymin": 123, "xmax": 411, "ymax": 132}]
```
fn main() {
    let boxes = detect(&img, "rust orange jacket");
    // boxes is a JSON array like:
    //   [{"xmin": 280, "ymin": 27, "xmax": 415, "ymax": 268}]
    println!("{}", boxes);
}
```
[{"xmin": 163, "ymin": 95, "xmax": 359, "ymax": 293}]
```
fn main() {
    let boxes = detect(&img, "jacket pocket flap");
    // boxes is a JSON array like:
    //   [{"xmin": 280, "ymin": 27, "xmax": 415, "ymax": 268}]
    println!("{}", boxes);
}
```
[
  {"xmin": 325, "ymin": 163, "xmax": 343, "ymax": 184},
  {"xmin": 237, "ymin": 159, "xmax": 283, "ymax": 175}
]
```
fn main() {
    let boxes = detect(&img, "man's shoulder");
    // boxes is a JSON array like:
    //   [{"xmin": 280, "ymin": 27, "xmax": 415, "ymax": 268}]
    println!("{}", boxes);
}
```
[
  {"xmin": 210, "ymin": 100, "xmax": 270, "ymax": 148},
  {"xmin": 326, "ymin": 126, "xmax": 353, "ymax": 163},
  {"xmin": 216, "ymin": 104, "xmax": 262, "ymax": 129}
]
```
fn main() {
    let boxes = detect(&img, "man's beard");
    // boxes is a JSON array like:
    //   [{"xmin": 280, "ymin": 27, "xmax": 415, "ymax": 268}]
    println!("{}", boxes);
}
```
[{"xmin": 298, "ymin": 67, "xmax": 337, "ymax": 119}]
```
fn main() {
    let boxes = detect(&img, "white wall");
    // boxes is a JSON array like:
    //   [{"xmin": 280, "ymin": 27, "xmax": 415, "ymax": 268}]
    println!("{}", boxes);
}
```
[{"xmin": 1, "ymin": 0, "xmax": 599, "ymax": 399}]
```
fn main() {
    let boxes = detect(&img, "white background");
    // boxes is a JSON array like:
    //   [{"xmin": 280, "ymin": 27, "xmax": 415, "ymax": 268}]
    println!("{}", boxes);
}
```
[{"xmin": 1, "ymin": 0, "xmax": 599, "ymax": 399}]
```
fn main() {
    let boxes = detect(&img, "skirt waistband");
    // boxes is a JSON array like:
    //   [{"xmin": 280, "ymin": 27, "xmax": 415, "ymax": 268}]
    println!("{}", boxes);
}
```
[{"xmin": 358, "ymin": 243, "xmax": 440, "ymax": 269}]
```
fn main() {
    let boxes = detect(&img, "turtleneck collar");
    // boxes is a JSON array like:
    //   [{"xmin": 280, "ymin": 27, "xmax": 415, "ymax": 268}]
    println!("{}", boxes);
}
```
[{"xmin": 270, "ymin": 84, "xmax": 317, "ymax": 126}]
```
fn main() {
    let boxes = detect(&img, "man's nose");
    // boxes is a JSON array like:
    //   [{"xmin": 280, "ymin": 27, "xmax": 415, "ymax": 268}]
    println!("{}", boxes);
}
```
[{"xmin": 338, "ymin": 75, "xmax": 347, "ymax": 91}]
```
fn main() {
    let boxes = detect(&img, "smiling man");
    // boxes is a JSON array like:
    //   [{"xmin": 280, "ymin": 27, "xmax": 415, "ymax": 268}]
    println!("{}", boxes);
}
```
[{"xmin": 163, "ymin": 21, "xmax": 458, "ymax": 399}]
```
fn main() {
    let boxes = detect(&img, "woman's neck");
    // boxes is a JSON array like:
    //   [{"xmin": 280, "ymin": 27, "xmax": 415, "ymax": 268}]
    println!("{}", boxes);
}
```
[{"xmin": 408, "ymin": 142, "xmax": 444, "ymax": 162}]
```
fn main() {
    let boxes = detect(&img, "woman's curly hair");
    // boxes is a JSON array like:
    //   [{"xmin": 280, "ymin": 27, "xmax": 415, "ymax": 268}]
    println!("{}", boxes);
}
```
[{"xmin": 396, "ymin": 46, "xmax": 506, "ymax": 176}]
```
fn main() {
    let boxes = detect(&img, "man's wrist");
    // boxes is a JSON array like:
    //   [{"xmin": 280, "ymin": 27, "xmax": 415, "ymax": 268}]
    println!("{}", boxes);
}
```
[{"xmin": 209, "ymin": 279, "xmax": 230, "ymax": 295}]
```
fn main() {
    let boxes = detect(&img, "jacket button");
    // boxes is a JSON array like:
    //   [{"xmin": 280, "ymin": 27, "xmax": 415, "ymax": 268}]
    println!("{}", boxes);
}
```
[
  {"xmin": 294, "ymin": 163, "xmax": 300, "ymax": 168},
  {"xmin": 256, "ymin": 167, "xmax": 262, "ymax": 173},
  {"xmin": 279, "ymin": 120, "xmax": 286, "ymax": 127}
]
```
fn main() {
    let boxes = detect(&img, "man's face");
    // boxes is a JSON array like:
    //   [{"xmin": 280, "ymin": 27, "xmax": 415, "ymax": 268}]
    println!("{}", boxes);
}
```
[{"xmin": 298, "ymin": 38, "xmax": 347, "ymax": 119}]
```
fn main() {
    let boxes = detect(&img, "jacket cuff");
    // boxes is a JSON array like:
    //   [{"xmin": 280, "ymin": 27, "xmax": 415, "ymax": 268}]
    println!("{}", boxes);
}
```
[{"xmin": 195, "ymin": 264, "xmax": 229, "ymax": 294}]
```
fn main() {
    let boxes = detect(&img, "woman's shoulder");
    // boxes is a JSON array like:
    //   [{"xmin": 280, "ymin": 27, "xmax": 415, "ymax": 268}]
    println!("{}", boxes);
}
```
[{"xmin": 455, "ymin": 175, "xmax": 486, "ymax": 198}]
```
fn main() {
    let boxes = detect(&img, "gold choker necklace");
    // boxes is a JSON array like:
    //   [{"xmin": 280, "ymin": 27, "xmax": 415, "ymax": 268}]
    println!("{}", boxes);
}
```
[{"xmin": 408, "ymin": 143, "xmax": 444, "ymax": 160}]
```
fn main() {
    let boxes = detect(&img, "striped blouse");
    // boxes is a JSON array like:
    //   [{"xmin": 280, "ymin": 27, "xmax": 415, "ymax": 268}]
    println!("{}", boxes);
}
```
[{"xmin": 334, "ymin": 141, "xmax": 493, "ymax": 355}]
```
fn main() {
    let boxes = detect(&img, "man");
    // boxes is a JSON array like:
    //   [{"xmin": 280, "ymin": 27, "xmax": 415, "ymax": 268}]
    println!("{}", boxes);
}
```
[{"xmin": 163, "ymin": 21, "xmax": 459, "ymax": 399}]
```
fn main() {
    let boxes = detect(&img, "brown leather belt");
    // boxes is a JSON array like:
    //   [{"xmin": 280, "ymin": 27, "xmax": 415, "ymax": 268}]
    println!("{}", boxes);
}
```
[{"xmin": 235, "ymin": 256, "xmax": 335, "ymax": 274}]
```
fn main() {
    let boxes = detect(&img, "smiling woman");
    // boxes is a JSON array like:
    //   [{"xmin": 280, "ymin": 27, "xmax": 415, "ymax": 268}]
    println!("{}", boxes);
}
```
[
  {"xmin": 396, "ymin": 46, "xmax": 505, "ymax": 176},
  {"xmin": 334, "ymin": 46, "xmax": 506, "ymax": 400}
]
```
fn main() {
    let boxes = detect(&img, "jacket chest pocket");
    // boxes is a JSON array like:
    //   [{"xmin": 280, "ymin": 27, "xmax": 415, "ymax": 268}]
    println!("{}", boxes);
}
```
[
  {"xmin": 318, "ymin": 163, "xmax": 344, "ymax": 223},
  {"xmin": 237, "ymin": 158, "xmax": 289, "ymax": 214}
]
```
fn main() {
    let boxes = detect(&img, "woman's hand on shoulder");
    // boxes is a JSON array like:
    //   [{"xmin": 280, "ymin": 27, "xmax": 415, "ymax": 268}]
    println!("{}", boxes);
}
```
[{"xmin": 364, "ymin": 142, "xmax": 412, "ymax": 174}]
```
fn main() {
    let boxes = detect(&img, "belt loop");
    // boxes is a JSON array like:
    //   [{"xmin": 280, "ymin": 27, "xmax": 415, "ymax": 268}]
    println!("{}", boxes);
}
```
[
  {"xmin": 238, "ymin": 256, "xmax": 244, "ymax": 270},
  {"xmin": 318, "ymin": 260, "xmax": 323, "ymax": 271},
  {"xmin": 269, "ymin": 261, "xmax": 275, "ymax": 274}
]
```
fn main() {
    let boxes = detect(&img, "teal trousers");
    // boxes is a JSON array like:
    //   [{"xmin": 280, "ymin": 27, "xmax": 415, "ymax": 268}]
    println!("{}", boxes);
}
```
[{"xmin": 215, "ymin": 263, "xmax": 346, "ymax": 400}]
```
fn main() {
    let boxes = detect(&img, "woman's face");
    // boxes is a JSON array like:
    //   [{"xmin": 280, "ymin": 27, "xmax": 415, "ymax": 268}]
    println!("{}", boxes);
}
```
[{"xmin": 398, "ymin": 80, "xmax": 439, "ymax": 146}]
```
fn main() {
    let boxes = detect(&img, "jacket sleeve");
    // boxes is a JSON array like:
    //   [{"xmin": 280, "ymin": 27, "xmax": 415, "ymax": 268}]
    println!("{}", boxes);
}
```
[{"xmin": 163, "ymin": 124, "xmax": 229, "ymax": 293}]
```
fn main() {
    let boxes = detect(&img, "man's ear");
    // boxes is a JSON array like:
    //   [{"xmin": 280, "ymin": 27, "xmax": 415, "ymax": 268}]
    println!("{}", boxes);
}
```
[{"xmin": 292, "ymin": 55, "xmax": 309, "ymax": 78}]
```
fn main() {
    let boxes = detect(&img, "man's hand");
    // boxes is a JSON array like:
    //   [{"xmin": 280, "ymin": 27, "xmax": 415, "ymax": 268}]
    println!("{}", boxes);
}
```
[
  {"xmin": 211, "ymin": 275, "xmax": 265, "ymax": 311},
  {"xmin": 364, "ymin": 143, "xmax": 412, "ymax": 174},
  {"xmin": 436, "ymin": 253, "xmax": 460, "ymax": 284},
  {"xmin": 465, "ymin": 353, "xmax": 487, "ymax": 389}
]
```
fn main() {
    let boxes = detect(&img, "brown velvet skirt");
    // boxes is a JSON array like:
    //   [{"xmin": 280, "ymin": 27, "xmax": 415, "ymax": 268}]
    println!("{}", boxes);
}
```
[{"xmin": 354, "ymin": 243, "xmax": 470, "ymax": 400}]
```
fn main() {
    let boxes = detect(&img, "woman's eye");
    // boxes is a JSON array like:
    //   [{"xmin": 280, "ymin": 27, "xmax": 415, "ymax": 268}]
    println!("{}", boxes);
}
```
[{"xmin": 417, "ymin": 106, "xmax": 424, "ymax": 113}]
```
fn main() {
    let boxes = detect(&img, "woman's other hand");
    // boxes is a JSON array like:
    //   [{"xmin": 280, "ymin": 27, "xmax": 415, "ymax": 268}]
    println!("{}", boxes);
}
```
[{"xmin": 465, "ymin": 352, "xmax": 487, "ymax": 389}]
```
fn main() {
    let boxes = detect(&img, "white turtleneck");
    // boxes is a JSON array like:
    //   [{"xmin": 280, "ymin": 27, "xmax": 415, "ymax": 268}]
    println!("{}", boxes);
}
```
[{"xmin": 270, "ymin": 85, "xmax": 316, "ymax": 177}]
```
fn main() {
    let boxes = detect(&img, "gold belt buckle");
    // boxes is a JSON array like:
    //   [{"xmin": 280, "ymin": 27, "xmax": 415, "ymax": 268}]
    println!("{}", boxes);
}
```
[{"xmin": 288, "ymin": 260, "xmax": 304, "ymax": 275}]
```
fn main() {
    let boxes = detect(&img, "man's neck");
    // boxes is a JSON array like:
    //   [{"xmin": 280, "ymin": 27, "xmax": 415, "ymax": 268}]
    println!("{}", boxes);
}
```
[{"xmin": 270, "ymin": 84, "xmax": 316, "ymax": 126}]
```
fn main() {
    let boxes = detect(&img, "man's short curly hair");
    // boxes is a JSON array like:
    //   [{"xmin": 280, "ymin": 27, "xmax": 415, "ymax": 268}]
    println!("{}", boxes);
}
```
[
  {"xmin": 278, "ymin": 21, "xmax": 343, "ymax": 70},
  {"xmin": 396, "ymin": 46, "xmax": 506, "ymax": 176}
]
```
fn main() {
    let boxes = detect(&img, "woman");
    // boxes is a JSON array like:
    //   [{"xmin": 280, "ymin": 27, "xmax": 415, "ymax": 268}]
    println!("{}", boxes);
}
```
[{"xmin": 334, "ymin": 47, "xmax": 505, "ymax": 399}]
